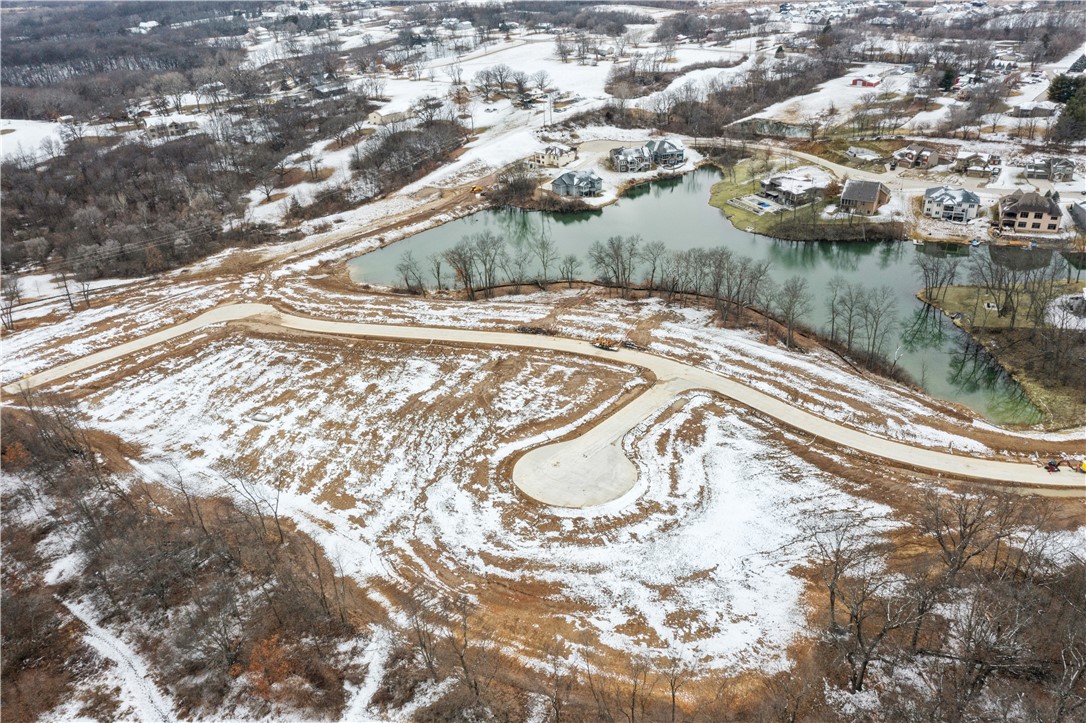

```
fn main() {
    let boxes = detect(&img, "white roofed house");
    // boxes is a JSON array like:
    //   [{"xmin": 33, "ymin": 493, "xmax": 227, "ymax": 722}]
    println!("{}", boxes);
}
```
[
  {"xmin": 530, "ymin": 145, "xmax": 577, "ymax": 169},
  {"xmin": 923, "ymin": 186, "xmax": 982, "ymax": 223},
  {"xmin": 609, "ymin": 146, "xmax": 653, "ymax": 173},
  {"xmin": 644, "ymin": 139, "xmax": 685, "ymax": 167},
  {"xmin": 953, "ymin": 151, "xmax": 1000, "ymax": 178},
  {"xmin": 552, "ymin": 170, "xmax": 602, "ymax": 198},
  {"xmin": 759, "ymin": 168, "xmax": 832, "ymax": 207}
]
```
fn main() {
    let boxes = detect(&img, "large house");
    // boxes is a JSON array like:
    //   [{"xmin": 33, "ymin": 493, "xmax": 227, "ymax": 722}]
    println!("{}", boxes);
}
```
[
  {"xmin": 145, "ymin": 120, "xmax": 199, "ymax": 140},
  {"xmin": 759, "ymin": 169, "xmax": 830, "ymax": 207},
  {"xmin": 644, "ymin": 139, "xmax": 685, "ymax": 166},
  {"xmin": 999, "ymin": 190, "xmax": 1063, "ymax": 234},
  {"xmin": 893, "ymin": 143, "xmax": 941, "ymax": 169},
  {"xmin": 923, "ymin": 186, "xmax": 982, "ymax": 223},
  {"xmin": 530, "ymin": 144, "xmax": 576, "ymax": 168},
  {"xmin": 1024, "ymin": 157, "xmax": 1075, "ymax": 182},
  {"xmin": 839, "ymin": 180, "xmax": 891, "ymax": 215},
  {"xmin": 953, "ymin": 151, "xmax": 1001, "ymax": 178},
  {"xmin": 552, "ymin": 169, "xmax": 602, "ymax": 198},
  {"xmin": 609, "ymin": 146, "xmax": 653, "ymax": 173}
]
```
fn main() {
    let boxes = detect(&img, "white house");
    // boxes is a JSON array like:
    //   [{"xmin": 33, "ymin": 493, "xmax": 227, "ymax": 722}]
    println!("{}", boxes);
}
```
[
  {"xmin": 923, "ymin": 186, "xmax": 982, "ymax": 223},
  {"xmin": 530, "ymin": 144, "xmax": 576, "ymax": 168}
]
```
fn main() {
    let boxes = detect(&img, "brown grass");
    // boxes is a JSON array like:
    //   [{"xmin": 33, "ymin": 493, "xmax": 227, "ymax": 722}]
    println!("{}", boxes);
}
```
[{"xmin": 260, "ymin": 192, "xmax": 289, "ymax": 205}]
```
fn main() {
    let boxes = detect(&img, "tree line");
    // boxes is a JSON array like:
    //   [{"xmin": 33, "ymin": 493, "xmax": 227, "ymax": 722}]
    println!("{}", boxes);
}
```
[{"xmin": 393, "ymin": 232, "xmax": 913, "ymax": 363}]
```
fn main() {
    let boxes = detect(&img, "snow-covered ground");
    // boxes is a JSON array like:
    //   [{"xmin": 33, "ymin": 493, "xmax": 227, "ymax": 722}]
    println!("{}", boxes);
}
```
[
  {"xmin": 0, "ymin": 118, "xmax": 66, "ymax": 161},
  {"xmin": 747, "ymin": 63, "xmax": 916, "ymax": 125},
  {"xmin": 1046, "ymin": 291, "xmax": 1086, "ymax": 330},
  {"xmin": 59, "ymin": 333, "xmax": 893, "ymax": 671}
]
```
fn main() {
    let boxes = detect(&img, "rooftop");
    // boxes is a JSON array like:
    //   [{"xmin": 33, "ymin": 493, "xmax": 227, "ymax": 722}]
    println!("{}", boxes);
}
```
[
  {"xmin": 925, "ymin": 186, "xmax": 980, "ymax": 206},
  {"xmin": 842, "ymin": 179, "xmax": 888, "ymax": 203},
  {"xmin": 1000, "ymin": 190, "xmax": 1060, "ymax": 216}
]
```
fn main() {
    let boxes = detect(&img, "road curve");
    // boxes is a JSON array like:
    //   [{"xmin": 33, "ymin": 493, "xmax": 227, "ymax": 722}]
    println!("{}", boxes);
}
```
[{"xmin": 3, "ymin": 303, "xmax": 1081, "ymax": 505}]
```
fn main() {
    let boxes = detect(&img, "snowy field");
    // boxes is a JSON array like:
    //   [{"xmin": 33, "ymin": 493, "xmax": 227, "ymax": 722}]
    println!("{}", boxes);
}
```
[
  {"xmin": 0, "ymin": 119, "xmax": 65, "ymax": 161},
  {"xmin": 747, "ymin": 63, "xmax": 915, "ymax": 124},
  {"xmin": 57, "ymin": 331, "xmax": 891, "ymax": 672}
]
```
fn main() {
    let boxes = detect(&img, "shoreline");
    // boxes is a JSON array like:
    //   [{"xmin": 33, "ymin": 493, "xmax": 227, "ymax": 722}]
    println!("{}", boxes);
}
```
[{"xmin": 917, "ymin": 290, "xmax": 1085, "ymax": 430}]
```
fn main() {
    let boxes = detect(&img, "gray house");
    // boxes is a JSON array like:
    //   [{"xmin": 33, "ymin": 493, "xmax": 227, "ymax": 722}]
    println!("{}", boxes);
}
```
[
  {"xmin": 1071, "ymin": 200, "xmax": 1086, "ymax": 231},
  {"xmin": 1024, "ymin": 157, "xmax": 1075, "ymax": 182},
  {"xmin": 610, "ymin": 146, "xmax": 653, "ymax": 173},
  {"xmin": 552, "ymin": 170, "xmax": 603, "ymax": 198},
  {"xmin": 644, "ymin": 139, "xmax": 685, "ymax": 166}
]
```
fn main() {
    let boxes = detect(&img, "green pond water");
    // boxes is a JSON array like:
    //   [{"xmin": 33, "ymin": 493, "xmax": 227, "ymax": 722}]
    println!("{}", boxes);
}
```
[{"xmin": 349, "ymin": 168, "xmax": 1051, "ymax": 425}]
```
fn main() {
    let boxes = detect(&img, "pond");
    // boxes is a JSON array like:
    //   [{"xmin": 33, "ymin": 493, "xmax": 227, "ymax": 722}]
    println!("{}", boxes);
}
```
[{"xmin": 349, "ymin": 168, "xmax": 1047, "ymax": 425}]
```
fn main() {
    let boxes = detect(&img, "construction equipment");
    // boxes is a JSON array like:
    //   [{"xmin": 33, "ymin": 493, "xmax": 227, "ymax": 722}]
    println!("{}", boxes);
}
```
[{"xmin": 592, "ymin": 337, "xmax": 619, "ymax": 351}]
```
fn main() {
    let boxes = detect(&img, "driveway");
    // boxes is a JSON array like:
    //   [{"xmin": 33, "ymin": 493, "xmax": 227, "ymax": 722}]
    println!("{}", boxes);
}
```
[{"xmin": 4, "ymin": 303, "xmax": 1081, "ymax": 507}]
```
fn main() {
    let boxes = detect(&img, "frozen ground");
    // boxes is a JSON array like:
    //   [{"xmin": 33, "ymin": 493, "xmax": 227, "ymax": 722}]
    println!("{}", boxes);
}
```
[
  {"xmin": 60, "ymin": 332, "xmax": 891, "ymax": 671},
  {"xmin": 746, "ymin": 63, "xmax": 915, "ymax": 125},
  {"xmin": 0, "ymin": 118, "xmax": 66, "ymax": 161}
]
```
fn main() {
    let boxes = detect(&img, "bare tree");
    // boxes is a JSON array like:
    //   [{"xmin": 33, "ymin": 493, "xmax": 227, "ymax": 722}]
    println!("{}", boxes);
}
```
[
  {"xmin": 554, "ymin": 35, "xmax": 574, "ymax": 63},
  {"xmin": 443, "ymin": 239, "xmax": 479, "ymax": 300},
  {"xmin": 659, "ymin": 654, "xmax": 692, "ymax": 723},
  {"xmin": 531, "ymin": 69, "xmax": 552, "ymax": 92},
  {"xmin": 1, "ymin": 274, "xmax": 21, "ymax": 331},
  {"xmin": 913, "ymin": 252, "xmax": 960, "ymax": 301},
  {"xmin": 405, "ymin": 586, "xmax": 441, "ymax": 680},
  {"xmin": 559, "ymin": 254, "xmax": 581, "ymax": 288},
  {"xmin": 501, "ymin": 247, "xmax": 531, "ymax": 294},
  {"xmin": 638, "ymin": 240, "xmax": 668, "ymax": 294},
  {"xmin": 858, "ymin": 285, "xmax": 898, "ymax": 365},
  {"xmin": 427, "ymin": 253, "xmax": 446, "ymax": 291},
  {"xmin": 472, "ymin": 231, "xmax": 506, "ymax": 297},
  {"xmin": 445, "ymin": 61, "xmax": 464, "ymax": 86},
  {"xmin": 835, "ymin": 560, "xmax": 916, "ymax": 692},
  {"xmin": 808, "ymin": 516, "xmax": 884, "ymax": 631},
  {"xmin": 52, "ymin": 267, "xmax": 76, "ymax": 311},
  {"xmin": 441, "ymin": 595, "xmax": 499, "ymax": 701},
  {"xmin": 776, "ymin": 275, "xmax": 812, "ymax": 348},
  {"xmin": 540, "ymin": 637, "xmax": 578, "ymax": 723},
  {"xmin": 395, "ymin": 251, "xmax": 425, "ymax": 291},
  {"xmin": 529, "ymin": 235, "xmax": 559, "ymax": 286}
]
